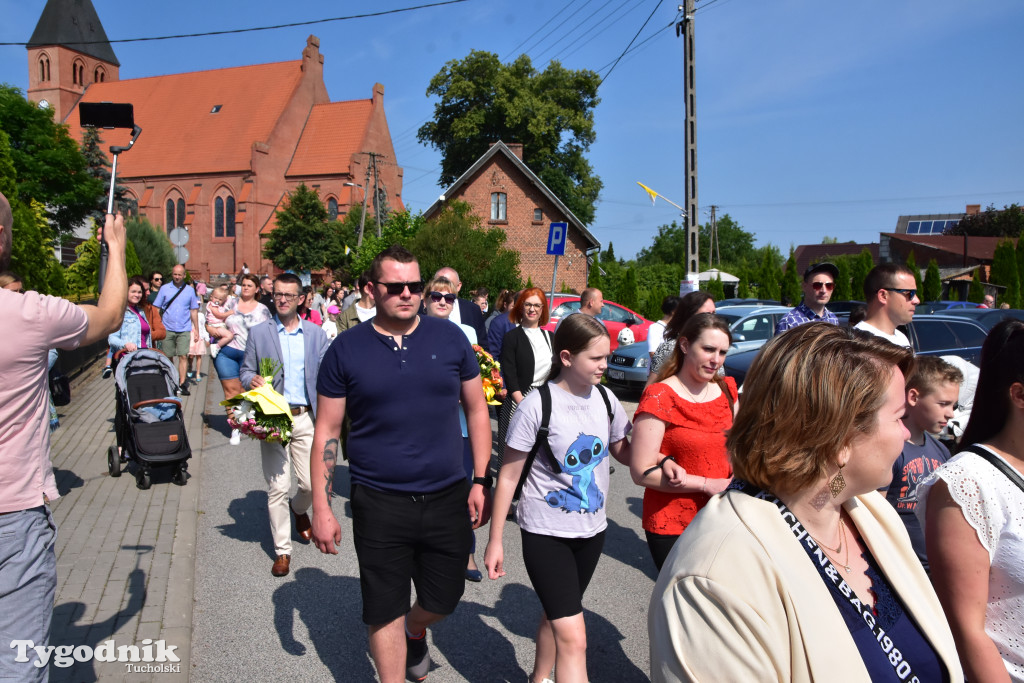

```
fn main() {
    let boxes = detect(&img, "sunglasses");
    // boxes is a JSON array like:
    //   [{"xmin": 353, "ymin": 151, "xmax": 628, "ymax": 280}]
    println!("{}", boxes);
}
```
[
  {"xmin": 376, "ymin": 280, "xmax": 424, "ymax": 296},
  {"xmin": 811, "ymin": 281, "xmax": 835, "ymax": 291},
  {"xmin": 884, "ymin": 288, "xmax": 917, "ymax": 300},
  {"xmin": 151, "ymin": 277, "xmax": 163, "ymax": 282},
  {"xmin": 428, "ymin": 291, "xmax": 457, "ymax": 304}
]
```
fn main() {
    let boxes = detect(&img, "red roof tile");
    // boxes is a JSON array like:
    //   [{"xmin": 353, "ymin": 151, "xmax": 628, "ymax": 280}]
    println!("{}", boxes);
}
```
[
  {"xmin": 883, "ymin": 234, "xmax": 1019, "ymax": 261},
  {"xmin": 65, "ymin": 60, "xmax": 304, "ymax": 177},
  {"xmin": 287, "ymin": 101, "xmax": 372, "ymax": 177}
]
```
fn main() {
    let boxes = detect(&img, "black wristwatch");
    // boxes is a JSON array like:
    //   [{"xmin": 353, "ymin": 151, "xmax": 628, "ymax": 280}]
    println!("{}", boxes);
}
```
[{"xmin": 472, "ymin": 476, "xmax": 493, "ymax": 489}]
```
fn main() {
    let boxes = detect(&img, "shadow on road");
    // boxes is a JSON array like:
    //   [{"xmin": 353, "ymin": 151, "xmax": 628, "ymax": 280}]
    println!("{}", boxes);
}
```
[{"xmin": 217, "ymin": 491, "xmax": 276, "ymax": 560}]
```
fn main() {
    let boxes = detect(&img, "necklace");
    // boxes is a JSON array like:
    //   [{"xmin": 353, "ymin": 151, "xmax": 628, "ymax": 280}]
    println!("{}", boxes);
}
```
[
  {"xmin": 817, "ymin": 520, "xmax": 852, "ymax": 573},
  {"xmin": 677, "ymin": 376, "xmax": 709, "ymax": 403},
  {"xmin": 807, "ymin": 514, "xmax": 843, "ymax": 553}
]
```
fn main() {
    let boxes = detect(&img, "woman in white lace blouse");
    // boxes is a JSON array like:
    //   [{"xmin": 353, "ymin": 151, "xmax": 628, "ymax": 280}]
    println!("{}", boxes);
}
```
[{"xmin": 918, "ymin": 319, "xmax": 1024, "ymax": 683}]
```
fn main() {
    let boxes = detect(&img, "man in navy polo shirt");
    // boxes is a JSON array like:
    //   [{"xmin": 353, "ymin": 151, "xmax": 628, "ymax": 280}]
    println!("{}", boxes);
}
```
[
  {"xmin": 152, "ymin": 264, "xmax": 199, "ymax": 395},
  {"xmin": 310, "ymin": 245, "xmax": 493, "ymax": 683}
]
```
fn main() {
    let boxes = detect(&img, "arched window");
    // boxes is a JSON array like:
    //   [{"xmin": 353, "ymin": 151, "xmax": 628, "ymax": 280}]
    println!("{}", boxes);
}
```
[
  {"xmin": 214, "ymin": 190, "xmax": 236, "ymax": 238},
  {"xmin": 165, "ymin": 194, "xmax": 185, "ymax": 234},
  {"xmin": 72, "ymin": 60, "xmax": 85, "ymax": 86},
  {"xmin": 94, "ymin": 67, "xmax": 105, "ymax": 83},
  {"xmin": 327, "ymin": 197, "xmax": 339, "ymax": 221},
  {"xmin": 39, "ymin": 55, "xmax": 50, "ymax": 82}
]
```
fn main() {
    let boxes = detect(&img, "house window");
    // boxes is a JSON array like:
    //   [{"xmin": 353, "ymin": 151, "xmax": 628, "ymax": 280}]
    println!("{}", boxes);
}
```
[
  {"xmin": 327, "ymin": 197, "xmax": 339, "ymax": 221},
  {"xmin": 165, "ymin": 195, "xmax": 185, "ymax": 234},
  {"xmin": 490, "ymin": 192, "xmax": 507, "ymax": 221},
  {"xmin": 214, "ymin": 193, "xmax": 236, "ymax": 238},
  {"xmin": 533, "ymin": 208, "xmax": 543, "ymax": 222},
  {"xmin": 39, "ymin": 55, "xmax": 50, "ymax": 82}
]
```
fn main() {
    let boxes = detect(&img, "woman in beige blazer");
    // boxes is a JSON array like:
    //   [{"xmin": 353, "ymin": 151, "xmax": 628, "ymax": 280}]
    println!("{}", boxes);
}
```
[{"xmin": 649, "ymin": 323, "xmax": 963, "ymax": 683}]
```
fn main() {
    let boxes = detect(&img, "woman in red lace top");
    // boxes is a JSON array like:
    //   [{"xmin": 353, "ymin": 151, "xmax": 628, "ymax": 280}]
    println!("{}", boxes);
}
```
[{"xmin": 630, "ymin": 313, "xmax": 737, "ymax": 570}]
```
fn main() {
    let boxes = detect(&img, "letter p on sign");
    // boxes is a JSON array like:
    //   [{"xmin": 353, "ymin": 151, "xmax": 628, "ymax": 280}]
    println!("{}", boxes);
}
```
[{"xmin": 547, "ymin": 222, "xmax": 567, "ymax": 256}]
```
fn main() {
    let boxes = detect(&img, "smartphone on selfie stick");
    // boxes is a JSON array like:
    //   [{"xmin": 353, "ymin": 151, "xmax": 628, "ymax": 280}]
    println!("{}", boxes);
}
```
[{"xmin": 79, "ymin": 102, "xmax": 142, "ymax": 293}]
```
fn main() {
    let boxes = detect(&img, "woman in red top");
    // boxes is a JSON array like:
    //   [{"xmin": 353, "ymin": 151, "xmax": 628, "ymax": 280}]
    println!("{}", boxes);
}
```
[{"xmin": 630, "ymin": 313, "xmax": 738, "ymax": 570}]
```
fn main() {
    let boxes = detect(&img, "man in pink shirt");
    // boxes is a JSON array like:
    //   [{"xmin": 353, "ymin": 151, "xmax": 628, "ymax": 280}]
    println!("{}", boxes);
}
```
[{"xmin": 0, "ymin": 191, "xmax": 129, "ymax": 681}]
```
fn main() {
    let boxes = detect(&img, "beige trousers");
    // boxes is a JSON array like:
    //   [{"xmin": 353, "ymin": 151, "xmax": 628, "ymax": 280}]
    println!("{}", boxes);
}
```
[{"xmin": 260, "ymin": 410, "xmax": 314, "ymax": 556}]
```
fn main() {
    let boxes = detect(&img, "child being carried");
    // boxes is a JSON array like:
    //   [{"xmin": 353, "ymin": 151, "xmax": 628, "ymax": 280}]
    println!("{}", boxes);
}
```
[{"xmin": 206, "ymin": 285, "xmax": 236, "ymax": 357}]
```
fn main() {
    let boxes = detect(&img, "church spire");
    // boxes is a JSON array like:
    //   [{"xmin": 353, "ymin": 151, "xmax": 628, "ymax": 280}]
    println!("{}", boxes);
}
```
[{"xmin": 28, "ymin": 0, "xmax": 120, "ymax": 66}]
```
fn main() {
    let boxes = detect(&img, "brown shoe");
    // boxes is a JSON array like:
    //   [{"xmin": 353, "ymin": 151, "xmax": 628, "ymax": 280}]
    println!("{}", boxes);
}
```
[
  {"xmin": 271, "ymin": 554, "xmax": 290, "ymax": 577},
  {"xmin": 292, "ymin": 508, "xmax": 313, "ymax": 542}
]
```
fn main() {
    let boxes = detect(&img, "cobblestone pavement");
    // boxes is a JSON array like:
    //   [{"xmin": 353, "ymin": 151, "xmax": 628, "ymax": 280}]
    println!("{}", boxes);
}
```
[{"xmin": 46, "ymin": 358, "xmax": 655, "ymax": 682}]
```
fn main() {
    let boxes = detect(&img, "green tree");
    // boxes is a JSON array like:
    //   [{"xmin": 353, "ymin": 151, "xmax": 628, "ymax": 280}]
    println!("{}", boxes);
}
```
[
  {"xmin": 923, "ymin": 259, "xmax": 942, "ymax": 302},
  {"xmin": 618, "ymin": 266, "xmax": 640, "ymax": 311},
  {"xmin": 945, "ymin": 204, "xmax": 1024, "ymax": 238},
  {"xmin": 418, "ymin": 51, "xmax": 602, "ymax": 224},
  {"xmin": 752, "ymin": 246, "xmax": 783, "ymax": 301},
  {"xmin": 702, "ymin": 274, "xmax": 726, "ymax": 301},
  {"xmin": 263, "ymin": 184, "xmax": 332, "ymax": 272},
  {"xmin": 850, "ymin": 249, "xmax": 875, "ymax": 301},
  {"xmin": 1016, "ymin": 234, "xmax": 1024, "ymax": 302},
  {"xmin": 601, "ymin": 242, "xmax": 616, "ymax": 264},
  {"xmin": 967, "ymin": 268, "xmax": 984, "ymax": 303},
  {"xmin": 697, "ymin": 214, "xmax": 757, "ymax": 268},
  {"xmin": 407, "ymin": 200, "xmax": 521, "ymax": 295},
  {"xmin": 0, "ymin": 84, "xmax": 104, "ymax": 237},
  {"xmin": 833, "ymin": 257, "xmax": 852, "ymax": 301},
  {"xmin": 780, "ymin": 248, "xmax": 801, "ymax": 306},
  {"xmin": 991, "ymin": 239, "xmax": 1020, "ymax": 308},
  {"xmin": 126, "ymin": 216, "xmax": 176, "ymax": 278},
  {"xmin": 637, "ymin": 222, "xmax": 686, "ymax": 266},
  {"xmin": 737, "ymin": 277, "xmax": 751, "ymax": 299},
  {"xmin": 905, "ymin": 251, "xmax": 922, "ymax": 293},
  {"xmin": 348, "ymin": 209, "xmax": 426, "ymax": 279}
]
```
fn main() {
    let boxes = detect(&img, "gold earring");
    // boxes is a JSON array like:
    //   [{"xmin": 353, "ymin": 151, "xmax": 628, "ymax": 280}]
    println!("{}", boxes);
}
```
[{"xmin": 829, "ymin": 465, "xmax": 846, "ymax": 498}]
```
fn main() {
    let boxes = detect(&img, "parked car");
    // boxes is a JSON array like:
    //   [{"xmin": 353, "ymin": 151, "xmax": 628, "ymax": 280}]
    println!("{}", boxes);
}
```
[
  {"xmin": 823, "ymin": 300, "xmax": 866, "ymax": 314},
  {"xmin": 932, "ymin": 307, "xmax": 1024, "ymax": 330},
  {"xmin": 914, "ymin": 301, "xmax": 981, "ymax": 315},
  {"xmin": 543, "ymin": 294, "xmax": 652, "ymax": 351},
  {"xmin": 605, "ymin": 305, "xmax": 790, "ymax": 391},
  {"xmin": 716, "ymin": 298, "xmax": 781, "ymax": 307},
  {"xmin": 723, "ymin": 314, "xmax": 990, "ymax": 388}
]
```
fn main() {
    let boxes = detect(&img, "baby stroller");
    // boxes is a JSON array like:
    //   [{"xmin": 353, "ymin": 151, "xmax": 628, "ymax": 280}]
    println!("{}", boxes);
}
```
[{"xmin": 108, "ymin": 349, "xmax": 191, "ymax": 489}]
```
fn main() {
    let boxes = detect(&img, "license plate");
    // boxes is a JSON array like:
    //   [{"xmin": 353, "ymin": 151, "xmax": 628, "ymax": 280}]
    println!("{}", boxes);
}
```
[{"xmin": 607, "ymin": 369, "xmax": 625, "ymax": 380}]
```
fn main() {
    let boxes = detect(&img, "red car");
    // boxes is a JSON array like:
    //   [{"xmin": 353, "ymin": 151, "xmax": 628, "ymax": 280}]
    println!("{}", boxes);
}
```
[{"xmin": 542, "ymin": 294, "xmax": 653, "ymax": 351}]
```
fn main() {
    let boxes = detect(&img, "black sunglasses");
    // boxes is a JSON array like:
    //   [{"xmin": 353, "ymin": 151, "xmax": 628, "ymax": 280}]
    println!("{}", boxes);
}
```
[
  {"xmin": 376, "ymin": 280, "xmax": 424, "ymax": 296},
  {"xmin": 428, "ymin": 291, "xmax": 457, "ymax": 304},
  {"xmin": 884, "ymin": 288, "xmax": 917, "ymax": 300}
]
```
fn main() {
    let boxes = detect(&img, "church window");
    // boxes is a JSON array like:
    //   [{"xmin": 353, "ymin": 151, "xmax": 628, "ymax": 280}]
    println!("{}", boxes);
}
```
[
  {"xmin": 72, "ymin": 60, "xmax": 85, "ymax": 86},
  {"xmin": 214, "ymin": 191, "xmax": 236, "ymax": 238},
  {"xmin": 39, "ymin": 55, "xmax": 51, "ymax": 82},
  {"xmin": 94, "ymin": 67, "xmax": 105, "ymax": 83},
  {"xmin": 327, "ymin": 197, "xmax": 339, "ymax": 221},
  {"xmin": 165, "ymin": 194, "xmax": 185, "ymax": 234}
]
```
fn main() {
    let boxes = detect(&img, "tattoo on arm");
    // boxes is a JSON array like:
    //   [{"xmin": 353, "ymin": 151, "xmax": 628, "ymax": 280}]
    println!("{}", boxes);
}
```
[{"xmin": 323, "ymin": 438, "xmax": 339, "ymax": 506}]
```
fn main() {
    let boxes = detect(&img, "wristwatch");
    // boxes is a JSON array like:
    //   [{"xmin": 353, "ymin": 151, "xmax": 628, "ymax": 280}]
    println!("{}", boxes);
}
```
[{"xmin": 472, "ymin": 475, "xmax": 493, "ymax": 489}]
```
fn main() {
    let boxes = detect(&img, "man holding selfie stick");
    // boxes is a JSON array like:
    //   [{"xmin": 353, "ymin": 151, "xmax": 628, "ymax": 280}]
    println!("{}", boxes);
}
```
[{"xmin": 0, "ymin": 194, "xmax": 128, "ymax": 681}]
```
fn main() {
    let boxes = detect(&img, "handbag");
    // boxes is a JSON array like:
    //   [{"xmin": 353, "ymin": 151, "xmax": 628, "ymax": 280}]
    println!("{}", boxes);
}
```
[
  {"xmin": 146, "ymin": 303, "xmax": 167, "ymax": 341},
  {"xmin": 49, "ymin": 364, "xmax": 71, "ymax": 407}
]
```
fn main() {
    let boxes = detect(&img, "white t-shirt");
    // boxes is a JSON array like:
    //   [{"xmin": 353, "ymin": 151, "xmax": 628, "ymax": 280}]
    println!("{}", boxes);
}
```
[
  {"xmin": 854, "ymin": 320, "xmax": 911, "ymax": 348},
  {"xmin": 648, "ymin": 320, "xmax": 667, "ymax": 355},
  {"xmin": 354, "ymin": 304, "xmax": 376, "ymax": 323},
  {"xmin": 506, "ymin": 382, "xmax": 632, "ymax": 538},
  {"xmin": 916, "ymin": 447, "xmax": 1024, "ymax": 681},
  {"xmin": 524, "ymin": 327, "xmax": 552, "ymax": 387}
]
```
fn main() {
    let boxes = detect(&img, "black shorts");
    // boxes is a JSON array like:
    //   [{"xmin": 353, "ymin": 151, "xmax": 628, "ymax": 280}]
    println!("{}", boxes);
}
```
[
  {"xmin": 351, "ymin": 480, "xmax": 471, "ymax": 625},
  {"xmin": 520, "ymin": 529, "xmax": 605, "ymax": 621}
]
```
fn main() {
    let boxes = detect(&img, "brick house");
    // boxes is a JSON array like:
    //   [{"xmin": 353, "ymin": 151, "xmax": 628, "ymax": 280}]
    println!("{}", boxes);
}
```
[
  {"xmin": 26, "ymin": 0, "xmax": 402, "ymax": 279},
  {"xmin": 422, "ymin": 142, "xmax": 600, "ymax": 293}
]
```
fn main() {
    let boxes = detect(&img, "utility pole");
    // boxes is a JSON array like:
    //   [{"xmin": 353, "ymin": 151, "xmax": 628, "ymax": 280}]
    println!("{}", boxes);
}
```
[
  {"xmin": 709, "ymin": 204, "xmax": 719, "ymax": 266},
  {"xmin": 368, "ymin": 151, "xmax": 384, "ymax": 238},
  {"xmin": 679, "ymin": 0, "xmax": 699, "ymax": 276},
  {"xmin": 357, "ymin": 161, "xmax": 371, "ymax": 247}
]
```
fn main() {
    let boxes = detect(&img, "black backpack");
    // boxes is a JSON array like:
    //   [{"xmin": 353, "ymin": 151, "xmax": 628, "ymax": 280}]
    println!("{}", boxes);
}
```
[
  {"xmin": 512, "ymin": 383, "xmax": 614, "ymax": 501},
  {"xmin": 49, "ymin": 363, "xmax": 71, "ymax": 407}
]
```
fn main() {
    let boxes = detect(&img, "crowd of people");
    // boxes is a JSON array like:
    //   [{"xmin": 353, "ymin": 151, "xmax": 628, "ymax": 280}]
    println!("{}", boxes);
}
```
[{"xmin": 2, "ymin": 186, "xmax": 1022, "ymax": 683}]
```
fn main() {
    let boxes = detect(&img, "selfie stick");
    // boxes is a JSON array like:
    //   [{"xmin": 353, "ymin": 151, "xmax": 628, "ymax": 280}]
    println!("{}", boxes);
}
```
[{"xmin": 97, "ymin": 125, "xmax": 141, "ymax": 293}]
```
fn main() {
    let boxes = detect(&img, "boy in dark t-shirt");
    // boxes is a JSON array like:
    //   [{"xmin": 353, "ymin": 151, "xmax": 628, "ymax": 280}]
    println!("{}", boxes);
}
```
[{"xmin": 883, "ymin": 356, "xmax": 963, "ymax": 573}]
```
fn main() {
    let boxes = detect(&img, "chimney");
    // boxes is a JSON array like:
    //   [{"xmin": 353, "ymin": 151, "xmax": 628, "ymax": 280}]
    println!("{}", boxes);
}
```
[
  {"xmin": 373, "ymin": 82, "xmax": 384, "ymax": 106},
  {"xmin": 965, "ymin": 204, "xmax": 980, "ymax": 215},
  {"xmin": 489, "ymin": 141, "xmax": 524, "ymax": 160}
]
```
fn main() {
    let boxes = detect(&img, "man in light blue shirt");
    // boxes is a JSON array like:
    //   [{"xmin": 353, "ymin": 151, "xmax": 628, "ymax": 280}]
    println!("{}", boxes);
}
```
[
  {"xmin": 152, "ymin": 264, "xmax": 199, "ymax": 394},
  {"xmin": 241, "ymin": 273, "xmax": 330, "ymax": 577}
]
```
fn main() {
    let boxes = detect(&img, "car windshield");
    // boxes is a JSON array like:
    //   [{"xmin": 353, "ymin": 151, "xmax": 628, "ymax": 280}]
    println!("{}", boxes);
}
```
[
  {"xmin": 717, "ymin": 314, "xmax": 741, "ymax": 326},
  {"xmin": 551, "ymin": 301, "xmax": 580, "ymax": 318}
]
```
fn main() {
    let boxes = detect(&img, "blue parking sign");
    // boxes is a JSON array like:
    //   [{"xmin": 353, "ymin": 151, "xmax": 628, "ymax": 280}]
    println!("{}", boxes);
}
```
[{"xmin": 547, "ymin": 222, "xmax": 567, "ymax": 256}]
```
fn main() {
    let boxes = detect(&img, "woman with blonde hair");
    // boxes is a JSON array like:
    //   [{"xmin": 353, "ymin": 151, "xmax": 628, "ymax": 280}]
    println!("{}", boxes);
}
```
[{"xmin": 649, "ymin": 323, "xmax": 962, "ymax": 682}]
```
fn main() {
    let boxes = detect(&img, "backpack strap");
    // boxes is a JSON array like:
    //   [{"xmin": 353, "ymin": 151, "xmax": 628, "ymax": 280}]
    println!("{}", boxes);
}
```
[
  {"xmin": 595, "ymin": 383, "xmax": 614, "ymax": 422},
  {"xmin": 513, "ymin": 384, "xmax": 554, "ymax": 501}
]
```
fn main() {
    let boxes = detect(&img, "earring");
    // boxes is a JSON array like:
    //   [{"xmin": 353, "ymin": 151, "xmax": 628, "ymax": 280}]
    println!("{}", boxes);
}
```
[{"xmin": 829, "ymin": 465, "xmax": 846, "ymax": 498}]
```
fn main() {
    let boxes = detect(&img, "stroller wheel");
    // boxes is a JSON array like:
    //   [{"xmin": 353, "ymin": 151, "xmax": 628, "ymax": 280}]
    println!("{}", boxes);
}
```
[
  {"xmin": 107, "ymin": 446, "xmax": 122, "ymax": 478},
  {"xmin": 172, "ymin": 465, "xmax": 188, "ymax": 487},
  {"xmin": 136, "ymin": 468, "xmax": 152, "ymax": 490}
]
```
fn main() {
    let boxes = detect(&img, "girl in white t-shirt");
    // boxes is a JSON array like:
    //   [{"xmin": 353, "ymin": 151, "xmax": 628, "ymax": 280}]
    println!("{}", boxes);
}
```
[{"xmin": 486, "ymin": 313, "xmax": 632, "ymax": 683}]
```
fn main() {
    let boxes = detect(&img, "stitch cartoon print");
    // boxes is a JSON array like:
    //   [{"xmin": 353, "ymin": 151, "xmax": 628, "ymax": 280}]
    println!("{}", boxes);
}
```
[{"xmin": 545, "ymin": 432, "xmax": 607, "ymax": 513}]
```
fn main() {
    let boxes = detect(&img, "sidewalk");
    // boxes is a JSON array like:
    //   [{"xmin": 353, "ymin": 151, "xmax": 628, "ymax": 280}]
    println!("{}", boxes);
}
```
[{"xmin": 47, "ymin": 360, "xmax": 209, "ymax": 682}]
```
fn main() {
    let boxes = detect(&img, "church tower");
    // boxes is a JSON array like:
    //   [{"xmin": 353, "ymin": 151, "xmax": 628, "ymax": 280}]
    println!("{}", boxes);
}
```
[{"xmin": 26, "ymin": 0, "xmax": 120, "ymax": 123}]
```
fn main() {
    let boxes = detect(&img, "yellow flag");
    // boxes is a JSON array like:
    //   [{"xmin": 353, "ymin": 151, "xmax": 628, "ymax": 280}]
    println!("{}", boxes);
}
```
[
  {"xmin": 637, "ymin": 181, "xmax": 659, "ymax": 206},
  {"xmin": 344, "ymin": 244, "xmax": 351, "ymax": 255}
]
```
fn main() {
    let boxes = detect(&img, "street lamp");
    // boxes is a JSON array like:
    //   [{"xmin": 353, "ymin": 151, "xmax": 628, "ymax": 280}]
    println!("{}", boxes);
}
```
[{"xmin": 344, "ymin": 181, "xmax": 368, "ymax": 247}]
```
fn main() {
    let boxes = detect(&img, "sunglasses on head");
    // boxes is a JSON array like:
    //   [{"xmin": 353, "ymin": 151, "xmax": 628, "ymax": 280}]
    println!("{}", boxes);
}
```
[
  {"xmin": 376, "ymin": 280, "xmax": 424, "ymax": 296},
  {"xmin": 811, "ymin": 281, "xmax": 834, "ymax": 291},
  {"xmin": 428, "ymin": 291, "xmax": 457, "ymax": 304}
]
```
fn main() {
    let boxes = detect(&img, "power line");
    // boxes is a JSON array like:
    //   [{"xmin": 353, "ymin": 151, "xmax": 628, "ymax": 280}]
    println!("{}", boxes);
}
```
[
  {"xmin": 502, "ymin": 0, "xmax": 582, "ymax": 60},
  {"xmin": 520, "ymin": 0, "xmax": 595, "ymax": 59},
  {"xmin": 533, "ymin": 0, "xmax": 618, "ymax": 63},
  {"xmin": 556, "ymin": 0, "xmax": 647, "ymax": 63},
  {"xmin": 599, "ymin": 0, "xmax": 665, "ymax": 85},
  {"xmin": 0, "ymin": 0, "xmax": 470, "ymax": 46}
]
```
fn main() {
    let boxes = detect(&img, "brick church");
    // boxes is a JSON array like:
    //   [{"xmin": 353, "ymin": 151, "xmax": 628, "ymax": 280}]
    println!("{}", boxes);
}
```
[{"xmin": 26, "ymin": 0, "xmax": 403, "ymax": 280}]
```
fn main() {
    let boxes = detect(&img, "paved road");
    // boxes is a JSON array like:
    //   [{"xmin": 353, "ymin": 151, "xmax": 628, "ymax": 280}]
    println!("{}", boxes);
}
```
[{"xmin": 46, "ymin": 359, "xmax": 656, "ymax": 681}]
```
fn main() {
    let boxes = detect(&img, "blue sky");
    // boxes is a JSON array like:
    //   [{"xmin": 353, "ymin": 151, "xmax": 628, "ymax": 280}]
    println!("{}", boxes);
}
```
[{"xmin": 2, "ymin": 0, "xmax": 1023, "ymax": 263}]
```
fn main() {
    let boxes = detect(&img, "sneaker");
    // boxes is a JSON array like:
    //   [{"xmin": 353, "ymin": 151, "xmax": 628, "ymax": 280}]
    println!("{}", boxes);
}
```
[
  {"xmin": 229, "ymin": 429, "xmax": 241, "ymax": 446},
  {"xmin": 210, "ymin": 345, "xmax": 220, "ymax": 359},
  {"xmin": 187, "ymin": 371, "xmax": 195, "ymax": 380},
  {"xmin": 176, "ymin": 385, "xmax": 191, "ymax": 397},
  {"xmin": 406, "ymin": 631, "xmax": 430, "ymax": 681},
  {"xmin": 102, "ymin": 367, "xmax": 112, "ymax": 379}
]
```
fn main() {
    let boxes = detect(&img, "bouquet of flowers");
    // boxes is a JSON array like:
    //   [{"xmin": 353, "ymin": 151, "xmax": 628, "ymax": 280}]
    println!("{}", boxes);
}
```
[
  {"xmin": 474, "ymin": 345, "xmax": 505, "ymax": 405},
  {"xmin": 221, "ymin": 358, "xmax": 294, "ymax": 444}
]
